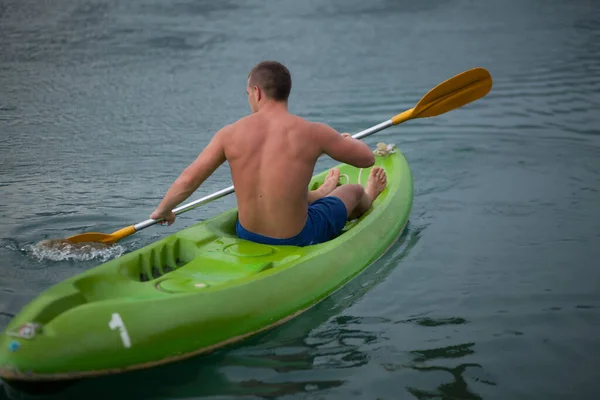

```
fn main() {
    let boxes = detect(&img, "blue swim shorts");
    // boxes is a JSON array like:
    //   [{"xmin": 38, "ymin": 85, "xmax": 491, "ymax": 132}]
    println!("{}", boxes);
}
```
[{"xmin": 236, "ymin": 196, "xmax": 348, "ymax": 247}]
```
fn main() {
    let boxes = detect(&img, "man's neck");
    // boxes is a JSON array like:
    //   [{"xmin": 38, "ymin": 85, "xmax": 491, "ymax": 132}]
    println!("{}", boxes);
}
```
[{"xmin": 257, "ymin": 100, "xmax": 288, "ymax": 114}]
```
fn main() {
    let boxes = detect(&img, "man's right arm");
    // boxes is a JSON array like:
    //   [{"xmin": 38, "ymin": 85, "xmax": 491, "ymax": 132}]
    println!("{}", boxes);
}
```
[
  {"xmin": 150, "ymin": 126, "xmax": 228, "ymax": 224},
  {"xmin": 314, "ymin": 123, "xmax": 375, "ymax": 168}
]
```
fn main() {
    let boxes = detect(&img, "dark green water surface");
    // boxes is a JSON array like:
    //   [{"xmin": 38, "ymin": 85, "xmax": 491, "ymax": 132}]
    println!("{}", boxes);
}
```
[{"xmin": 1, "ymin": 0, "xmax": 600, "ymax": 399}]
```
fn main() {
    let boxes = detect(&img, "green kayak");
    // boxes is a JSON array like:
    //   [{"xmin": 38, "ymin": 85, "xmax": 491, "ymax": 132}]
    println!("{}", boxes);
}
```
[{"xmin": 0, "ymin": 147, "xmax": 412, "ymax": 381}]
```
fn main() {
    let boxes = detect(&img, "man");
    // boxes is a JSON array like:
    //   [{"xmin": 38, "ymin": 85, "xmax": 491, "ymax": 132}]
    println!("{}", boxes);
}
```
[{"xmin": 150, "ymin": 61, "xmax": 387, "ymax": 246}]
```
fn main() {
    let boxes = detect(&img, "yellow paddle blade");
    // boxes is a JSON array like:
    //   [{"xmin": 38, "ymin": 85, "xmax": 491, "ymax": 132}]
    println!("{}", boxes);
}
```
[
  {"xmin": 65, "ymin": 233, "xmax": 115, "ymax": 245},
  {"xmin": 392, "ymin": 67, "xmax": 492, "ymax": 125},
  {"xmin": 66, "ymin": 226, "xmax": 136, "ymax": 245}
]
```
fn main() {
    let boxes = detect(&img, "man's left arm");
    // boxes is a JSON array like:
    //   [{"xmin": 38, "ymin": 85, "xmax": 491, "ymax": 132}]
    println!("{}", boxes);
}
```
[{"xmin": 150, "ymin": 126, "xmax": 229, "ymax": 225}]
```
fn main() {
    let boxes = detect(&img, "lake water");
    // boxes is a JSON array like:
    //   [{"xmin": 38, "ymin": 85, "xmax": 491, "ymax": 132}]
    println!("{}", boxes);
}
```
[{"xmin": 1, "ymin": 0, "xmax": 600, "ymax": 398}]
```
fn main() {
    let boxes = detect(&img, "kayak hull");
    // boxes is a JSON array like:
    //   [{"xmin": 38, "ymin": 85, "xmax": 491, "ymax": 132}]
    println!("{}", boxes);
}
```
[{"xmin": 0, "ymin": 148, "xmax": 413, "ymax": 381}]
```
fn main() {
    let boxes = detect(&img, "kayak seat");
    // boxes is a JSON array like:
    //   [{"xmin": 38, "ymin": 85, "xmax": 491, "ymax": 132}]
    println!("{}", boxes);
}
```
[
  {"xmin": 204, "ymin": 209, "xmax": 239, "ymax": 239},
  {"xmin": 153, "ymin": 251, "xmax": 274, "ymax": 293}
]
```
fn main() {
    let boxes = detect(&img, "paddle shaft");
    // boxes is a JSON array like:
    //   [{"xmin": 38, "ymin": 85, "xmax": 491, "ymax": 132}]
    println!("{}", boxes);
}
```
[
  {"xmin": 61, "ymin": 67, "xmax": 491, "ymax": 245},
  {"xmin": 133, "ymin": 119, "xmax": 395, "ymax": 231},
  {"xmin": 133, "ymin": 67, "xmax": 493, "ymax": 233}
]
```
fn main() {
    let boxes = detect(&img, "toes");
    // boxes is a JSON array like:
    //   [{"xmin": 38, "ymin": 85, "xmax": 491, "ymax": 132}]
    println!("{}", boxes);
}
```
[
  {"xmin": 369, "ymin": 166, "xmax": 387, "ymax": 184},
  {"xmin": 376, "ymin": 168, "xmax": 387, "ymax": 186},
  {"xmin": 327, "ymin": 168, "xmax": 340, "ymax": 180}
]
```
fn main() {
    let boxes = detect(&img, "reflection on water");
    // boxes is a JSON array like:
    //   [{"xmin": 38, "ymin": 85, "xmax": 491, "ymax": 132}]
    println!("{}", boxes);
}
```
[
  {"xmin": 397, "ymin": 316, "xmax": 468, "ymax": 327},
  {"xmin": 405, "ymin": 362, "xmax": 489, "ymax": 400},
  {"xmin": 380, "ymin": 339, "xmax": 495, "ymax": 399}
]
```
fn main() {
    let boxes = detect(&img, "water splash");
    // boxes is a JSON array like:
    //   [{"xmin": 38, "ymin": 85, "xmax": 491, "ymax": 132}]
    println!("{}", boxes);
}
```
[{"xmin": 23, "ymin": 240, "xmax": 126, "ymax": 262}]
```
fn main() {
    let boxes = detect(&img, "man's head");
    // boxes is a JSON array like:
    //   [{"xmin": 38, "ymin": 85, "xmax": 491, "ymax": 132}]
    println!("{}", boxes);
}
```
[{"xmin": 247, "ymin": 61, "xmax": 292, "ymax": 112}]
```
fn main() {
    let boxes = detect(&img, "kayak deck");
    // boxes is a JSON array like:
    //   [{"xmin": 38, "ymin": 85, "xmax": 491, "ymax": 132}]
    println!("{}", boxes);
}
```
[
  {"xmin": 0, "ymin": 147, "xmax": 413, "ymax": 381},
  {"xmin": 72, "ymin": 161, "xmax": 390, "ymax": 301}
]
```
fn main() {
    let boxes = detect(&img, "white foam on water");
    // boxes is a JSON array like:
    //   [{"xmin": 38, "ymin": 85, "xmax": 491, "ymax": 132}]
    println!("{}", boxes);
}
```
[{"xmin": 25, "ymin": 241, "xmax": 126, "ymax": 263}]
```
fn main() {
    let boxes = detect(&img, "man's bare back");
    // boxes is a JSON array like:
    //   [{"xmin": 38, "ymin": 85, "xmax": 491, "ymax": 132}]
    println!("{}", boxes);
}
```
[
  {"xmin": 151, "ymin": 61, "xmax": 387, "ymax": 246},
  {"xmin": 224, "ymin": 111, "xmax": 324, "ymax": 237}
]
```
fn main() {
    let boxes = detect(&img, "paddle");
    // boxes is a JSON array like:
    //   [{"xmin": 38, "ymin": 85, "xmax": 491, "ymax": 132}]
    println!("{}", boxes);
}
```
[{"xmin": 59, "ymin": 67, "xmax": 492, "ymax": 246}]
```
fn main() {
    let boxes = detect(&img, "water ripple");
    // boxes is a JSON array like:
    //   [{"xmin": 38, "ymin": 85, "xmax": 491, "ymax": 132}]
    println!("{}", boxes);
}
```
[{"xmin": 24, "ymin": 241, "xmax": 126, "ymax": 263}]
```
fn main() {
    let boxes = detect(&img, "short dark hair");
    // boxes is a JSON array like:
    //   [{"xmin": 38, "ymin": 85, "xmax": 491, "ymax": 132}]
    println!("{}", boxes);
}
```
[{"xmin": 248, "ymin": 61, "xmax": 292, "ymax": 101}]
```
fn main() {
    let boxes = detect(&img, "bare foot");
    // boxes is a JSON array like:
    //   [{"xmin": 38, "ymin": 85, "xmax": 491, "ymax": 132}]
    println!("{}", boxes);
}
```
[
  {"xmin": 365, "ymin": 167, "xmax": 387, "ymax": 202},
  {"xmin": 316, "ymin": 168, "xmax": 341, "ymax": 196}
]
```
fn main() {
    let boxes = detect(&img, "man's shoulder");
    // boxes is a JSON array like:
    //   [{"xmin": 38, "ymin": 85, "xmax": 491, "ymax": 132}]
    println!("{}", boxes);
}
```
[
  {"xmin": 217, "ymin": 115, "xmax": 253, "ymax": 135},
  {"xmin": 284, "ymin": 114, "xmax": 327, "ymax": 131},
  {"xmin": 228, "ymin": 113, "xmax": 260, "ymax": 130},
  {"xmin": 305, "ymin": 120, "xmax": 338, "ymax": 137}
]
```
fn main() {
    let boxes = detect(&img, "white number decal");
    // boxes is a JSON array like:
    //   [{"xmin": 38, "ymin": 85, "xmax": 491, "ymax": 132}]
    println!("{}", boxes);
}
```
[{"xmin": 108, "ymin": 313, "xmax": 132, "ymax": 348}]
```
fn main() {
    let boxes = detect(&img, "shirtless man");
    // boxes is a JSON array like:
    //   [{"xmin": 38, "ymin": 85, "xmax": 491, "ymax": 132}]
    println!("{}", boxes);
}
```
[{"xmin": 150, "ymin": 61, "xmax": 387, "ymax": 246}]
